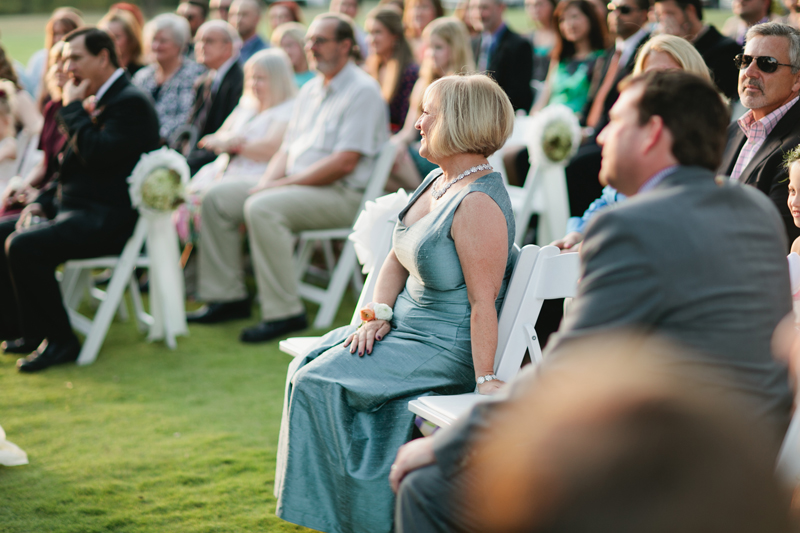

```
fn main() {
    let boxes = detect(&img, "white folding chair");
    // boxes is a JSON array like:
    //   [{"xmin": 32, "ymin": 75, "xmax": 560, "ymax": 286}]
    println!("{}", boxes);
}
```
[
  {"xmin": 280, "ymin": 205, "xmax": 399, "ymax": 358},
  {"xmin": 60, "ymin": 217, "xmax": 156, "ymax": 365},
  {"xmin": 408, "ymin": 245, "xmax": 581, "ymax": 428},
  {"xmin": 506, "ymin": 159, "xmax": 570, "ymax": 247},
  {"xmin": 294, "ymin": 141, "xmax": 398, "ymax": 330}
]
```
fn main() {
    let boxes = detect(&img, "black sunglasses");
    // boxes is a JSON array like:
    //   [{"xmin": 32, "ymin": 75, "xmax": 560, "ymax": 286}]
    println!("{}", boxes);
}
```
[
  {"xmin": 606, "ymin": 3, "xmax": 637, "ymax": 14},
  {"xmin": 734, "ymin": 53, "xmax": 795, "ymax": 73}
]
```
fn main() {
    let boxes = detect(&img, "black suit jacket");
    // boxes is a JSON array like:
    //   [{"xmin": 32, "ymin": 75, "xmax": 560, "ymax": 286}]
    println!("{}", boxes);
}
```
[
  {"xmin": 719, "ymin": 99, "xmax": 800, "ymax": 247},
  {"xmin": 694, "ymin": 25, "xmax": 741, "ymax": 100},
  {"xmin": 186, "ymin": 61, "xmax": 244, "ymax": 174},
  {"xmin": 472, "ymin": 26, "xmax": 534, "ymax": 113},
  {"xmin": 580, "ymin": 32, "xmax": 650, "ymax": 131},
  {"xmin": 38, "ymin": 74, "xmax": 160, "ymax": 218}
]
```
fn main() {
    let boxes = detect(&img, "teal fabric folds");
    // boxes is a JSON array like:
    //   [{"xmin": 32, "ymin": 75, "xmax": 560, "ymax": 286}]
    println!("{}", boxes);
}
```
[{"xmin": 274, "ymin": 171, "xmax": 516, "ymax": 533}]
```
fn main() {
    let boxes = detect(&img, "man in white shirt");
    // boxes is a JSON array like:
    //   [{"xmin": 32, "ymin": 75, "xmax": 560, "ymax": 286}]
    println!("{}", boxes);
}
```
[{"xmin": 188, "ymin": 13, "xmax": 389, "ymax": 343}]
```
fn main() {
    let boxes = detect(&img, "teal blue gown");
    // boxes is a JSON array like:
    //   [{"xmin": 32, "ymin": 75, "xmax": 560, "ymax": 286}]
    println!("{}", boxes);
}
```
[{"xmin": 274, "ymin": 170, "xmax": 517, "ymax": 533}]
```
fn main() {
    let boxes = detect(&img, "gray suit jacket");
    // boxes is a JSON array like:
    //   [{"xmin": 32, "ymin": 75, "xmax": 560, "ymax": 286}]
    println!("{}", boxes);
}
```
[{"xmin": 433, "ymin": 166, "xmax": 793, "ymax": 475}]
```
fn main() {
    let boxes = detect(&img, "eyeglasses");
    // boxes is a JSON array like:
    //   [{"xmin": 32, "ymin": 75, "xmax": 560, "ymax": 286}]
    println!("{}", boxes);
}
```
[
  {"xmin": 607, "ymin": 3, "xmax": 637, "ymax": 14},
  {"xmin": 733, "ymin": 53, "xmax": 795, "ymax": 73}
]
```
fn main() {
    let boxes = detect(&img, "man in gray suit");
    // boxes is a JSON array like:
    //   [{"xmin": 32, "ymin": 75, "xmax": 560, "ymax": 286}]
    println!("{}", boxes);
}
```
[{"xmin": 390, "ymin": 71, "xmax": 794, "ymax": 532}]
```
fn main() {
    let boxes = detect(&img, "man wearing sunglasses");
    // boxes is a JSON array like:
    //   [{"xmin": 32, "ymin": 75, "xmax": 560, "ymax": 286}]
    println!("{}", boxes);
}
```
[{"xmin": 720, "ymin": 22, "xmax": 800, "ymax": 247}]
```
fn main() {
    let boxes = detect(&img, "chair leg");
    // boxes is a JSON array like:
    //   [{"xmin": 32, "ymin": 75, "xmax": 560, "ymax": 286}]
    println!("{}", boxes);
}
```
[{"xmin": 312, "ymin": 242, "xmax": 357, "ymax": 330}]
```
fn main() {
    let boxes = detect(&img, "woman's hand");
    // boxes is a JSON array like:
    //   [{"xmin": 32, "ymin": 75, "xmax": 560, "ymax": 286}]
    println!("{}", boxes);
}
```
[
  {"xmin": 15, "ymin": 203, "xmax": 45, "ymax": 231},
  {"xmin": 477, "ymin": 379, "xmax": 506, "ymax": 395},
  {"xmin": 343, "ymin": 319, "xmax": 391, "ymax": 357}
]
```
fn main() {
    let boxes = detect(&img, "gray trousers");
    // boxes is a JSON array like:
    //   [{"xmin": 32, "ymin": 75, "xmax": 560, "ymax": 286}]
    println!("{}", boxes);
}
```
[{"xmin": 197, "ymin": 178, "xmax": 362, "ymax": 321}]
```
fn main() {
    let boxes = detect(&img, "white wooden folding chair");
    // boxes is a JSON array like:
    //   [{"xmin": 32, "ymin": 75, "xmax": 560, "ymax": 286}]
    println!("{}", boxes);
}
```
[
  {"xmin": 279, "ymin": 205, "xmax": 399, "ymax": 358},
  {"xmin": 408, "ymin": 245, "xmax": 581, "ymax": 428},
  {"xmin": 506, "ymin": 159, "xmax": 570, "ymax": 247},
  {"xmin": 294, "ymin": 141, "xmax": 398, "ymax": 330},
  {"xmin": 60, "ymin": 217, "xmax": 156, "ymax": 365}
]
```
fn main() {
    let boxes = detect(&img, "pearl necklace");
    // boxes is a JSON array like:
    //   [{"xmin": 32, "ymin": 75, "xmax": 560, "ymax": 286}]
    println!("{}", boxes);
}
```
[{"xmin": 430, "ymin": 163, "xmax": 493, "ymax": 200}]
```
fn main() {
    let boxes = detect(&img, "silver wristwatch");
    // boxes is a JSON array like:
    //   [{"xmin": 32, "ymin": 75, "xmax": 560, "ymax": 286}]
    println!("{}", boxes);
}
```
[{"xmin": 476, "ymin": 373, "xmax": 498, "ymax": 385}]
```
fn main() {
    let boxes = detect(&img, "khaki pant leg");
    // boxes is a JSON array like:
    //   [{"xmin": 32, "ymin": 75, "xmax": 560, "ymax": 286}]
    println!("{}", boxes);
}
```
[
  {"xmin": 244, "ymin": 184, "xmax": 363, "ymax": 321},
  {"xmin": 197, "ymin": 178, "xmax": 258, "ymax": 302}
]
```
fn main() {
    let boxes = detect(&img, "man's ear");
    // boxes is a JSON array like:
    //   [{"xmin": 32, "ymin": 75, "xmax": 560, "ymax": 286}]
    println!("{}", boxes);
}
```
[
  {"xmin": 792, "ymin": 70, "xmax": 800, "ymax": 94},
  {"xmin": 684, "ymin": 3, "xmax": 697, "ymax": 21},
  {"xmin": 642, "ymin": 114, "xmax": 667, "ymax": 155},
  {"xmin": 99, "ymin": 48, "xmax": 111, "ymax": 68}
]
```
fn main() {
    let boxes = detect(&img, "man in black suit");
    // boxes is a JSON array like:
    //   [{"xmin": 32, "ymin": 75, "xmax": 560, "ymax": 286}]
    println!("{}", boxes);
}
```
[
  {"xmin": 470, "ymin": 0, "xmax": 533, "ymax": 113},
  {"xmin": 719, "ymin": 22, "xmax": 800, "ymax": 247},
  {"xmin": 0, "ymin": 28, "xmax": 160, "ymax": 371},
  {"xmin": 391, "ymin": 71, "xmax": 792, "ymax": 533},
  {"xmin": 184, "ymin": 20, "xmax": 244, "ymax": 175},
  {"xmin": 654, "ymin": 0, "xmax": 742, "ymax": 99}
]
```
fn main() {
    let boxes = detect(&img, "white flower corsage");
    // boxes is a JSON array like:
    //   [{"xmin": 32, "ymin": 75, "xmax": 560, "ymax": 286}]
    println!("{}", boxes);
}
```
[{"xmin": 359, "ymin": 302, "xmax": 393, "ymax": 323}]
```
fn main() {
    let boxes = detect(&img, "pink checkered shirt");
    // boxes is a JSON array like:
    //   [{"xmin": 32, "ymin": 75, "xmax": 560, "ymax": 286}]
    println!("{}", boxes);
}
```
[{"xmin": 731, "ymin": 96, "xmax": 799, "ymax": 181}]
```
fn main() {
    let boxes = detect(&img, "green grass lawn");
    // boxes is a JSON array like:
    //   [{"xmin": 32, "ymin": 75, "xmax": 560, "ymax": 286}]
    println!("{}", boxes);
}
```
[{"xmin": 0, "ymin": 291, "xmax": 357, "ymax": 533}]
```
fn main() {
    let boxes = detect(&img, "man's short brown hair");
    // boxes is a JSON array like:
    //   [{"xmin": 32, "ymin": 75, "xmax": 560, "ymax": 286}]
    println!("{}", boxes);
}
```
[{"xmin": 624, "ymin": 70, "xmax": 730, "ymax": 171}]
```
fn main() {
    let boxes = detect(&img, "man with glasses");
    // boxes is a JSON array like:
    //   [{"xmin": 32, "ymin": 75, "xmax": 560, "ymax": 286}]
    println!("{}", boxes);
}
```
[
  {"xmin": 177, "ymin": 0, "xmax": 209, "ymax": 58},
  {"xmin": 187, "ymin": 13, "xmax": 388, "ymax": 343},
  {"xmin": 720, "ymin": 22, "xmax": 800, "ymax": 246},
  {"xmin": 653, "ymin": 0, "xmax": 741, "ymax": 99}
]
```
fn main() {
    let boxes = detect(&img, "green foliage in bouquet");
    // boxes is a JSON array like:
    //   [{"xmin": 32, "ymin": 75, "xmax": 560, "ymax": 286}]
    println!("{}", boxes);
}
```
[
  {"xmin": 541, "ymin": 121, "xmax": 574, "ymax": 163},
  {"xmin": 141, "ymin": 168, "xmax": 185, "ymax": 211}
]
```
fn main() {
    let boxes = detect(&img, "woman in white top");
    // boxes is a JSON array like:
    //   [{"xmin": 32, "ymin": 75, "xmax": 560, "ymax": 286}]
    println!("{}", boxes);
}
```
[{"xmin": 177, "ymin": 48, "xmax": 298, "ymax": 242}]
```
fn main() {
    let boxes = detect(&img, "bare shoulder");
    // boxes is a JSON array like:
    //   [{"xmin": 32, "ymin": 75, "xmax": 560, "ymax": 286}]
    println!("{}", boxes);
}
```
[
  {"xmin": 791, "ymin": 237, "xmax": 800, "ymax": 255},
  {"xmin": 452, "ymin": 191, "xmax": 507, "ymax": 242}
]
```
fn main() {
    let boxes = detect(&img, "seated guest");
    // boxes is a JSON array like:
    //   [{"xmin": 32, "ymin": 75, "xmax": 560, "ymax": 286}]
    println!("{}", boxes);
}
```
[
  {"xmin": 403, "ymin": 0, "xmax": 445, "ymax": 62},
  {"xmin": 110, "ymin": 3, "xmax": 145, "ymax": 27},
  {"xmin": 471, "ymin": 0, "xmax": 534, "ymax": 112},
  {"xmin": 268, "ymin": 1, "xmax": 304, "ymax": 33},
  {"xmin": 0, "ymin": 46, "xmax": 43, "ymax": 136},
  {"xmin": 25, "ymin": 7, "xmax": 83, "ymax": 101},
  {"xmin": 653, "ymin": 0, "xmax": 742, "ymax": 100},
  {"xmin": 0, "ymin": 27, "xmax": 160, "ymax": 370},
  {"xmin": 531, "ymin": 0, "xmax": 606, "ymax": 114},
  {"xmin": 182, "ymin": 20, "xmax": 244, "ymax": 175},
  {"xmin": 719, "ymin": 22, "xmax": 800, "ymax": 247},
  {"xmin": 230, "ymin": 0, "xmax": 268, "ymax": 64},
  {"xmin": 391, "ymin": 17, "xmax": 475, "ymax": 189},
  {"xmin": 554, "ymin": 34, "xmax": 713, "ymax": 250},
  {"xmin": 787, "ymin": 146, "xmax": 800, "ymax": 253},
  {"xmin": 275, "ymin": 73, "xmax": 516, "ymax": 533},
  {"xmin": 330, "ymin": 0, "xmax": 369, "ymax": 60},
  {"xmin": 525, "ymin": 0, "xmax": 558, "ymax": 84},
  {"xmin": 271, "ymin": 22, "xmax": 315, "ymax": 87},
  {"xmin": 365, "ymin": 7, "xmax": 420, "ymax": 133},
  {"xmin": 177, "ymin": 49, "xmax": 297, "ymax": 241},
  {"xmin": 2, "ymin": 42, "xmax": 70, "ymax": 219},
  {"xmin": 0, "ymin": 82, "xmax": 18, "ymax": 188},
  {"xmin": 134, "ymin": 14, "xmax": 206, "ymax": 145},
  {"xmin": 186, "ymin": 13, "xmax": 387, "ymax": 341},
  {"xmin": 99, "ymin": 9, "xmax": 145, "ymax": 77},
  {"xmin": 210, "ymin": 0, "xmax": 232, "ymax": 21},
  {"xmin": 392, "ymin": 70, "xmax": 793, "ymax": 532},
  {"xmin": 177, "ymin": 0, "xmax": 209, "ymax": 58}
]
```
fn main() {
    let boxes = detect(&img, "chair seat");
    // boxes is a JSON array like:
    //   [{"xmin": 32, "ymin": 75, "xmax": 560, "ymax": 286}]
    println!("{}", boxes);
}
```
[
  {"xmin": 408, "ymin": 393, "xmax": 492, "ymax": 428},
  {"xmin": 67, "ymin": 255, "xmax": 150, "ymax": 269},
  {"xmin": 279, "ymin": 336, "xmax": 322, "ymax": 358}
]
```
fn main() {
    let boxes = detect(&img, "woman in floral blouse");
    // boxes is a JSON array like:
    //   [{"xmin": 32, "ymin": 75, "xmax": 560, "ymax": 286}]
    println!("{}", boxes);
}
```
[{"xmin": 133, "ymin": 13, "xmax": 207, "ymax": 144}]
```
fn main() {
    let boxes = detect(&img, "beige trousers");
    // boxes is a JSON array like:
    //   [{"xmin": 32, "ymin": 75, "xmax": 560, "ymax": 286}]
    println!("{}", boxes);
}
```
[{"xmin": 198, "ymin": 179, "xmax": 363, "ymax": 321}]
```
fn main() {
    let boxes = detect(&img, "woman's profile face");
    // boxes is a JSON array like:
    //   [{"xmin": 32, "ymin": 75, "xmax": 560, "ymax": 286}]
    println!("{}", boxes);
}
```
[
  {"xmin": 48, "ymin": 44, "xmax": 68, "ymax": 91},
  {"xmin": 558, "ymin": 5, "xmax": 590, "ymax": 44},
  {"xmin": 526, "ymin": 0, "xmax": 554, "ymax": 25},
  {"xmin": 426, "ymin": 33, "xmax": 452, "ymax": 75},
  {"xmin": 52, "ymin": 21, "xmax": 70, "ymax": 45},
  {"xmin": 270, "ymin": 5, "xmax": 294, "ymax": 31},
  {"xmin": 247, "ymin": 64, "xmax": 272, "ymax": 107},
  {"xmin": 105, "ymin": 21, "xmax": 131, "ymax": 60},
  {"xmin": 367, "ymin": 19, "xmax": 397, "ymax": 58},
  {"xmin": 415, "ymin": 94, "xmax": 437, "ymax": 161},
  {"xmin": 150, "ymin": 29, "xmax": 181, "ymax": 64},
  {"xmin": 280, "ymin": 35, "xmax": 305, "ymax": 71},
  {"xmin": 412, "ymin": 0, "xmax": 438, "ymax": 33},
  {"xmin": 788, "ymin": 164, "xmax": 800, "ymax": 228},
  {"xmin": 642, "ymin": 49, "xmax": 682, "ymax": 72}
]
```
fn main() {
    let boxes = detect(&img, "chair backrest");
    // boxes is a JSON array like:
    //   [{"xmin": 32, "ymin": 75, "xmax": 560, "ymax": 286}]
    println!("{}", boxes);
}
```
[
  {"xmin": 493, "ymin": 245, "xmax": 581, "ymax": 381},
  {"xmin": 349, "ymin": 212, "xmax": 400, "ymax": 326},
  {"xmin": 355, "ymin": 142, "xmax": 399, "ymax": 216}
]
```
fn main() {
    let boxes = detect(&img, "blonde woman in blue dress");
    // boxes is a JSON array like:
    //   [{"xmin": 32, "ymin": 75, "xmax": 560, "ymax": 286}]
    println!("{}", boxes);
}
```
[{"xmin": 275, "ymin": 74, "xmax": 517, "ymax": 533}]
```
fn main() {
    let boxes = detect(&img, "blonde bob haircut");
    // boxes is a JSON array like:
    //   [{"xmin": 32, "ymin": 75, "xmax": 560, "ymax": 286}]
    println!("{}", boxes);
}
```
[
  {"xmin": 243, "ymin": 48, "xmax": 298, "ymax": 105},
  {"xmin": 632, "ymin": 34, "xmax": 712, "ymax": 81},
  {"xmin": 423, "ymin": 74, "xmax": 514, "ymax": 159}
]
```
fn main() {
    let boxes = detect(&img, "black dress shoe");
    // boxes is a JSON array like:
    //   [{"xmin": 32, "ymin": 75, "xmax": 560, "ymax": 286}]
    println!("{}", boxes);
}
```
[
  {"xmin": 17, "ymin": 337, "xmax": 81, "ymax": 373},
  {"xmin": 239, "ymin": 314, "xmax": 308, "ymax": 343},
  {"xmin": 2, "ymin": 337, "xmax": 44, "ymax": 355},
  {"xmin": 186, "ymin": 298, "xmax": 251, "ymax": 324}
]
